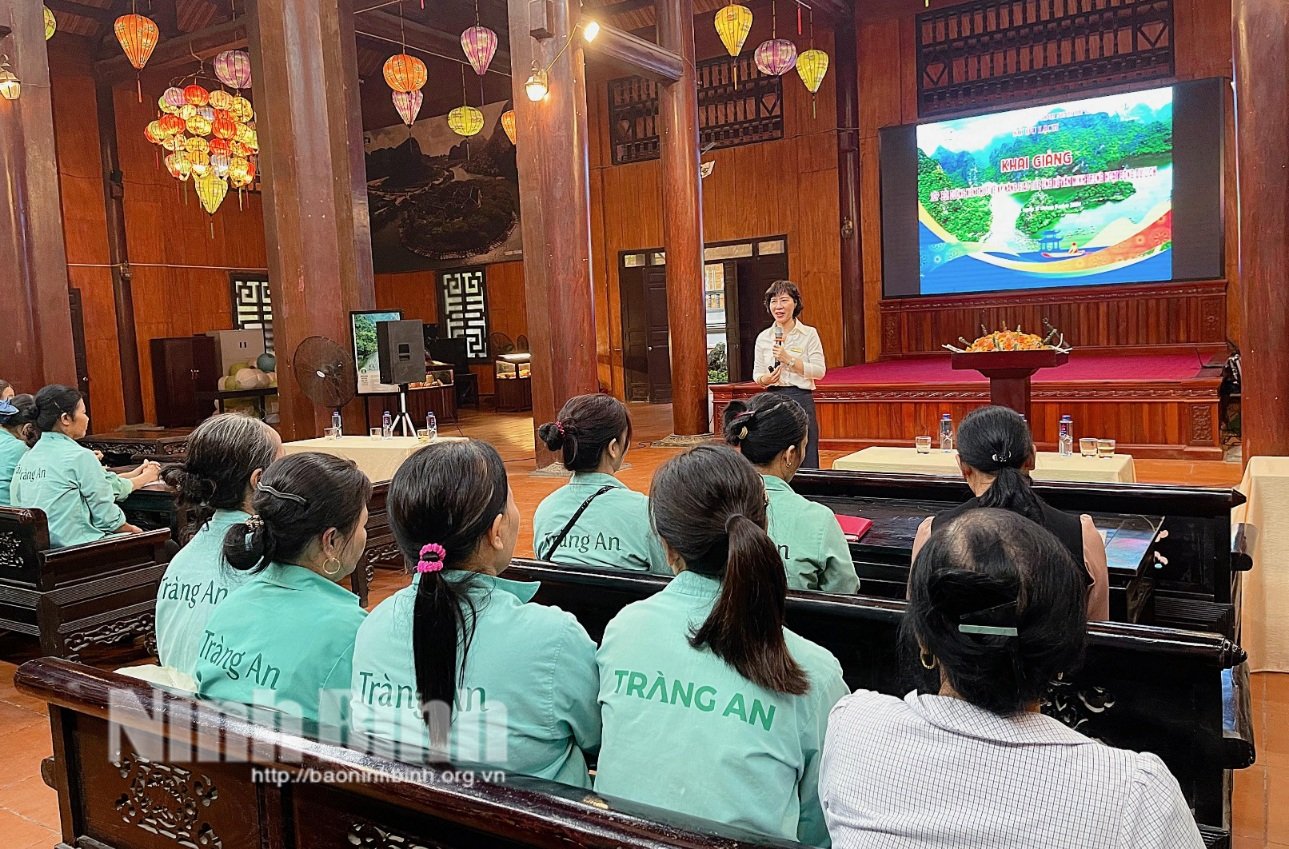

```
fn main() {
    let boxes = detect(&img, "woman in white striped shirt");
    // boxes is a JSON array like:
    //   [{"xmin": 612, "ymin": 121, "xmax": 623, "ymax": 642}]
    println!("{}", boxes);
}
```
[{"xmin": 819, "ymin": 509, "xmax": 1203, "ymax": 849}]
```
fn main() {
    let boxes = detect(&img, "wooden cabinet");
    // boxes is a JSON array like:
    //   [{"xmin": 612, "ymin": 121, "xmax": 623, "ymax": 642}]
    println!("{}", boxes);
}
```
[
  {"xmin": 496, "ymin": 375, "xmax": 532, "ymax": 412},
  {"xmin": 149, "ymin": 336, "xmax": 219, "ymax": 427}
]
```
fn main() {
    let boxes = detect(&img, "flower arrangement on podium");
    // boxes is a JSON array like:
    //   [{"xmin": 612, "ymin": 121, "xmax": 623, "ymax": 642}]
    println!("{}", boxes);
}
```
[{"xmin": 943, "ymin": 320, "xmax": 1071, "ymax": 354}]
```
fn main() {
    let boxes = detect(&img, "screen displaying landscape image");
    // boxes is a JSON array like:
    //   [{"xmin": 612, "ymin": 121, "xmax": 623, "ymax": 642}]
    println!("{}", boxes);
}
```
[{"xmin": 916, "ymin": 87, "xmax": 1173, "ymax": 295}]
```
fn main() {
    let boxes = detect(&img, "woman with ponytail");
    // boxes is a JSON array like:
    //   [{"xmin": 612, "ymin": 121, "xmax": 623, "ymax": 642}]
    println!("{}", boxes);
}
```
[
  {"xmin": 594, "ymin": 445, "xmax": 848, "ymax": 846},
  {"xmin": 0, "ymin": 394, "xmax": 37, "ymax": 506},
  {"xmin": 821, "ymin": 509, "xmax": 1202, "ymax": 849},
  {"xmin": 350, "ymin": 440, "xmax": 600, "ymax": 784},
  {"xmin": 533, "ymin": 394, "xmax": 668, "ymax": 573},
  {"xmin": 724, "ymin": 395, "xmax": 858, "ymax": 593},
  {"xmin": 195, "ymin": 452, "xmax": 371, "ymax": 726},
  {"xmin": 154, "ymin": 414, "xmax": 283, "ymax": 676},
  {"xmin": 910, "ymin": 405, "xmax": 1109, "ymax": 620}
]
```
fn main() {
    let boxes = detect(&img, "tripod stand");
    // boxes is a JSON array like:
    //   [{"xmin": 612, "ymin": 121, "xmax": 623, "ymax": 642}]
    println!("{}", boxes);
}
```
[{"xmin": 391, "ymin": 385, "xmax": 417, "ymax": 437}]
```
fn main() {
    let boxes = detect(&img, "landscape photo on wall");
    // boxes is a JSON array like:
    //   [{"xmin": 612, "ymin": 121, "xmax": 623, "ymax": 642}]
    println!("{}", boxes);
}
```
[{"xmin": 364, "ymin": 100, "xmax": 522, "ymax": 273}]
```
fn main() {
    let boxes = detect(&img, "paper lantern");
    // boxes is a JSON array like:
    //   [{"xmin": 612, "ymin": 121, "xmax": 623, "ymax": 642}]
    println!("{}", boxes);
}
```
[
  {"xmin": 188, "ymin": 150, "xmax": 211, "ymax": 177},
  {"xmin": 229, "ymin": 157, "xmax": 256, "ymax": 188},
  {"xmin": 234, "ymin": 122, "xmax": 255, "ymax": 145},
  {"xmin": 44, "ymin": 6, "xmax": 56, "ymax": 40},
  {"xmin": 114, "ymin": 13, "xmax": 159, "ymax": 71},
  {"xmin": 179, "ymin": 104, "xmax": 198, "ymax": 121},
  {"xmin": 500, "ymin": 109, "xmax": 517, "ymax": 144},
  {"xmin": 212, "ymin": 114, "xmax": 237, "ymax": 140},
  {"xmin": 158, "ymin": 114, "xmax": 186, "ymax": 136},
  {"xmin": 392, "ymin": 90, "xmax": 423, "ymax": 127},
  {"xmin": 796, "ymin": 48, "xmax": 828, "ymax": 93},
  {"xmin": 229, "ymin": 140, "xmax": 251, "ymax": 158},
  {"xmin": 209, "ymin": 90, "xmax": 234, "ymax": 111},
  {"xmin": 211, "ymin": 153, "xmax": 232, "ymax": 178},
  {"xmin": 161, "ymin": 134, "xmax": 188, "ymax": 152},
  {"xmin": 230, "ymin": 96, "xmax": 254, "ymax": 122},
  {"xmin": 164, "ymin": 152, "xmax": 192, "ymax": 181},
  {"xmin": 208, "ymin": 137, "xmax": 231, "ymax": 157},
  {"xmin": 184, "ymin": 136, "xmax": 209, "ymax": 155},
  {"xmin": 461, "ymin": 26, "xmax": 498, "ymax": 77},
  {"xmin": 195, "ymin": 173, "xmax": 229, "ymax": 215},
  {"xmin": 213, "ymin": 49, "xmax": 252, "ymax": 90},
  {"xmin": 383, "ymin": 53, "xmax": 427, "ymax": 93},
  {"xmin": 197, "ymin": 105, "xmax": 216, "ymax": 122},
  {"xmin": 447, "ymin": 105, "xmax": 484, "ymax": 137},
  {"xmin": 184, "ymin": 84, "xmax": 210, "ymax": 107},
  {"xmin": 754, "ymin": 38, "xmax": 797, "ymax": 76},
  {"xmin": 714, "ymin": 4, "xmax": 753, "ymax": 58},
  {"xmin": 161, "ymin": 86, "xmax": 185, "ymax": 111},
  {"xmin": 145, "ymin": 120, "xmax": 165, "ymax": 144},
  {"xmin": 185, "ymin": 114, "xmax": 212, "ymax": 137}
]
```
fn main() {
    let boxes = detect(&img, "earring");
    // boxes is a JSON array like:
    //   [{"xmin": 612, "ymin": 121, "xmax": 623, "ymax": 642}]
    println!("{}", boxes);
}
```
[
  {"xmin": 920, "ymin": 650, "xmax": 937, "ymax": 670},
  {"xmin": 322, "ymin": 556, "xmax": 343, "ymax": 577}
]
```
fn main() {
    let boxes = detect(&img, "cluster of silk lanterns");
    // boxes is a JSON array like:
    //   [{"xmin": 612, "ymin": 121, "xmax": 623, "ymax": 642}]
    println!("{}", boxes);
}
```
[
  {"xmin": 715, "ymin": 0, "xmax": 829, "ymax": 107},
  {"xmin": 145, "ymin": 52, "xmax": 259, "ymax": 217},
  {"xmin": 384, "ymin": 52, "xmax": 428, "ymax": 127},
  {"xmin": 382, "ymin": 17, "xmax": 503, "ymax": 139}
]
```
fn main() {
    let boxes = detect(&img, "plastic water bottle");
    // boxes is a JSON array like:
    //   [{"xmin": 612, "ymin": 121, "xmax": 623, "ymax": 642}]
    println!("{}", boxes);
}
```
[
  {"xmin": 330, "ymin": 410, "xmax": 342, "ymax": 437},
  {"xmin": 381, "ymin": 410, "xmax": 393, "ymax": 439},
  {"xmin": 1058, "ymin": 414, "xmax": 1074, "ymax": 457},
  {"xmin": 426, "ymin": 412, "xmax": 438, "ymax": 441},
  {"xmin": 939, "ymin": 413, "xmax": 954, "ymax": 452}
]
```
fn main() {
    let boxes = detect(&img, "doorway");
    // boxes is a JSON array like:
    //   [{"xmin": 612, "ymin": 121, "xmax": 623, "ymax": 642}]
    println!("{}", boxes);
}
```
[{"xmin": 619, "ymin": 237, "xmax": 788, "ymax": 401}]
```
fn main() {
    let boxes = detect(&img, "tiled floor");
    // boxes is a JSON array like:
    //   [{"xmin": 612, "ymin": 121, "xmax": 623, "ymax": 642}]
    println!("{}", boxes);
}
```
[{"xmin": 0, "ymin": 404, "xmax": 1269, "ymax": 846}]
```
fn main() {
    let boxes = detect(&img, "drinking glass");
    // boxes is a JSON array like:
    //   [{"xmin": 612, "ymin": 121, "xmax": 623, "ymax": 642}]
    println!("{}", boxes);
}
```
[
  {"xmin": 417, "ymin": 428, "xmax": 432, "ymax": 444},
  {"xmin": 1079, "ymin": 437, "xmax": 1097, "ymax": 458},
  {"xmin": 914, "ymin": 436, "xmax": 932, "ymax": 454},
  {"xmin": 1097, "ymin": 438, "xmax": 1116, "ymax": 458},
  {"xmin": 369, "ymin": 427, "xmax": 383, "ymax": 440},
  {"xmin": 324, "ymin": 426, "xmax": 340, "ymax": 440}
]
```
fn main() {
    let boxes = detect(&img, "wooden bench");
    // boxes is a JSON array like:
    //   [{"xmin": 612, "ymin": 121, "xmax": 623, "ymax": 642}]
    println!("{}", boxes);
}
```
[
  {"xmin": 18, "ymin": 658, "xmax": 810, "ymax": 849},
  {"xmin": 0, "ymin": 507, "xmax": 172, "ymax": 661},
  {"xmin": 506, "ymin": 559, "xmax": 1253, "ymax": 841},
  {"xmin": 789, "ymin": 470, "xmax": 1251, "ymax": 636}
]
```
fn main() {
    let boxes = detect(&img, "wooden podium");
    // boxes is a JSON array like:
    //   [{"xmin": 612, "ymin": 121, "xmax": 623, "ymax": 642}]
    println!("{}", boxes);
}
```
[{"xmin": 951, "ymin": 349, "xmax": 1069, "ymax": 421}]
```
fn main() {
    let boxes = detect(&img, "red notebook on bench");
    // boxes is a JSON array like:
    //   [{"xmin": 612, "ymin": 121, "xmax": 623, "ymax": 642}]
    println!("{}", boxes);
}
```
[{"xmin": 835, "ymin": 514, "xmax": 873, "ymax": 542}]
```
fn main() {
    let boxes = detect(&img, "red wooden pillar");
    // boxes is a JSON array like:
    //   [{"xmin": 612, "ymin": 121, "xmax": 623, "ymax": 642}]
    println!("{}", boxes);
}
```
[
  {"xmin": 0, "ymin": 2, "xmax": 77, "ymax": 393},
  {"xmin": 1233, "ymin": 0, "xmax": 1289, "ymax": 459},
  {"xmin": 657, "ymin": 0, "xmax": 709, "ymax": 435},
  {"xmin": 248, "ymin": 0, "xmax": 376, "ymax": 441},
  {"xmin": 506, "ymin": 0, "xmax": 599, "ymax": 465}
]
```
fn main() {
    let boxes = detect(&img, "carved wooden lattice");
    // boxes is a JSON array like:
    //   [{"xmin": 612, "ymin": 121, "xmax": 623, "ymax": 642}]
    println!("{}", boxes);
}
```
[
  {"xmin": 438, "ymin": 269, "xmax": 490, "ymax": 362},
  {"xmin": 230, "ymin": 272, "xmax": 275, "ymax": 353},
  {"xmin": 609, "ymin": 54, "xmax": 783, "ymax": 165},
  {"xmin": 917, "ymin": 0, "xmax": 1175, "ymax": 117},
  {"xmin": 112, "ymin": 753, "xmax": 221, "ymax": 848}
]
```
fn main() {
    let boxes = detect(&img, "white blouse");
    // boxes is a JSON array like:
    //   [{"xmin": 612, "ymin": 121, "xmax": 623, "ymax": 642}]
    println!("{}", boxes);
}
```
[
  {"xmin": 752, "ymin": 321, "xmax": 825, "ymax": 391},
  {"xmin": 820, "ymin": 689, "xmax": 1204, "ymax": 849}
]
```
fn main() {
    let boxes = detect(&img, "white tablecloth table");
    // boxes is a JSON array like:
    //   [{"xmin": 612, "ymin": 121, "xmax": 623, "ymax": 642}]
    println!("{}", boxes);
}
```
[
  {"xmin": 282, "ymin": 435, "xmax": 464, "ymax": 483},
  {"xmin": 831, "ymin": 446, "xmax": 1137, "ymax": 484},
  {"xmin": 1234, "ymin": 456, "xmax": 1289, "ymax": 672}
]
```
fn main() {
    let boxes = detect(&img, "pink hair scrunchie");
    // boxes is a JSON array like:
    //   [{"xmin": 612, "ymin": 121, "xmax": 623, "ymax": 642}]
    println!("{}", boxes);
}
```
[{"xmin": 417, "ymin": 542, "xmax": 447, "ymax": 573}]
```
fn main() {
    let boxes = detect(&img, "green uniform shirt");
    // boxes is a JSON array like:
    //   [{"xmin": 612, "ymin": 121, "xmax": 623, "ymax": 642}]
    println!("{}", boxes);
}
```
[
  {"xmin": 11, "ymin": 432, "xmax": 126, "ymax": 547},
  {"xmin": 532, "ymin": 473, "xmax": 669, "ymax": 574},
  {"xmin": 0, "ymin": 429, "xmax": 29, "ymax": 507},
  {"xmin": 594, "ymin": 570, "xmax": 850, "ymax": 847},
  {"xmin": 105, "ymin": 470, "xmax": 134, "ymax": 502},
  {"xmin": 155, "ymin": 509, "xmax": 253, "ymax": 677},
  {"xmin": 350, "ymin": 572, "xmax": 601, "ymax": 787},
  {"xmin": 195, "ymin": 562, "xmax": 366, "ymax": 727},
  {"xmin": 764, "ymin": 475, "xmax": 859, "ymax": 594}
]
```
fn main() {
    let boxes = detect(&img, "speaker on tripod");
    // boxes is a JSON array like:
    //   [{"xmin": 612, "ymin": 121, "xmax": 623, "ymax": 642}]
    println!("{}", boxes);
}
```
[{"xmin": 376, "ymin": 320, "xmax": 426, "ymax": 437}]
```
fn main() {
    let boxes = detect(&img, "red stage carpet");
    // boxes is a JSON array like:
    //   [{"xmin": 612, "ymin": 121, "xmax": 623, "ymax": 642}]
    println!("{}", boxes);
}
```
[{"xmin": 821, "ymin": 351, "xmax": 1218, "ymax": 386}]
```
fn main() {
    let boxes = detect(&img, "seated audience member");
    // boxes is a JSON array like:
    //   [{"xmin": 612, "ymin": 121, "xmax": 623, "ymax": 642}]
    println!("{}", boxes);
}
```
[
  {"xmin": 155, "ymin": 413, "xmax": 284, "ymax": 677},
  {"xmin": 533, "ymin": 394, "xmax": 668, "ymax": 573},
  {"xmin": 11, "ymin": 385, "xmax": 144, "ymax": 546},
  {"xmin": 350, "ymin": 440, "xmax": 600, "ymax": 786},
  {"xmin": 724, "ymin": 395, "xmax": 858, "ymax": 593},
  {"xmin": 820, "ymin": 509, "xmax": 1203, "ymax": 849},
  {"xmin": 595, "ymin": 444, "xmax": 849, "ymax": 847},
  {"xmin": 911, "ymin": 405, "xmax": 1109, "ymax": 620},
  {"xmin": 0, "ymin": 380, "xmax": 14, "ymax": 401},
  {"xmin": 195, "ymin": 452, "xmax": 370, "ymax": 726},
  {"xmin": 0, "ymin": 395, "xmax": 36, "ymax": 506}
]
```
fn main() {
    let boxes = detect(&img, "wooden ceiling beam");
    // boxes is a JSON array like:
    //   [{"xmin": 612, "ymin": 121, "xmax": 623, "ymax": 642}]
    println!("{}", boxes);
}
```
[
  {"xmin": 95, "ymin": 16, "xmax": 249, "ymax": 83},
  {"xmin": 354, "ymin": 9, "xmax": 511, "ymax": 76},
  {"xmin": 587, "ymin": 22, "xmax": 683, "ymax": 82},
  {"xmin": 45, "ymin": 0, "xmax": 118, "ymax": 27},
  {"xmin": 796, "ymin": 0, "xmax": 852, "ymax": 24}
]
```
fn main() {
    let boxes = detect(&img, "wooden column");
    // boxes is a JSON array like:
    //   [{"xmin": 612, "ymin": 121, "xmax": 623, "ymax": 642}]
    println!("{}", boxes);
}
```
[
  {"xmin": 0, "ymin": 2, "xmax": 76, "ymax": 392},
  {"xmin": 657, "ymin": 0, "xmax": 709, "ymax": 435},
  {"xmin": 1233, "ymin": 0, "xmax": 1289, "ymax": 459},
  {"xmin": 836, "ymin": 18, "xmax": 864, "ymax": 366},
  {"xmin": 506, "ymin": 0, "xmax": 599, "ymax": 465},
  {"xmin": 248, "ymin": 0, "xmax": 375, "ymax": 440}
]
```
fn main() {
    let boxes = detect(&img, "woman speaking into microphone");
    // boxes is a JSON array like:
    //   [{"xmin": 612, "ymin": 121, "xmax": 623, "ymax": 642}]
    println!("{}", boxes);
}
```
[{"xmin": 752, "ymin": 280, "xmax": 825, "ymax": 468}]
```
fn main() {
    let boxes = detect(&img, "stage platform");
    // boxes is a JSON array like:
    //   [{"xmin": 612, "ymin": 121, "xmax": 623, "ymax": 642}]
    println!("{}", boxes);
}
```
[{"xmin": 711, "ymin": 351, "xmax": 1227, "ymax": 460}]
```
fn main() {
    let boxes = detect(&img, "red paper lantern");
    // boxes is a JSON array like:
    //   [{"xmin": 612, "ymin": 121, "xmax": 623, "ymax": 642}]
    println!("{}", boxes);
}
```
[
  {"xmin": 113, "ymin": 13, "xmax": 159, "ymax": 71},
  {"xmin": 212, "ymin": 115, "xmax": 237, "ymax": 140},
  {"xmin": 158, "ymin": 114, "xmax": 186, "ymax": 136},
  {"xmin": 208, "ymin": 138, "xmax": 231, "ymax": 157},
  {"xmin": 184, "ymin": 84, "xmax": 210, "ymax": 107}
]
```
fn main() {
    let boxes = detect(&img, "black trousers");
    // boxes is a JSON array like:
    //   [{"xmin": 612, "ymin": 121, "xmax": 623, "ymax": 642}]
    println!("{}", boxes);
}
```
[{"xmin": 768, "ymin": 385, "xmax": 819, "ymax": 468}]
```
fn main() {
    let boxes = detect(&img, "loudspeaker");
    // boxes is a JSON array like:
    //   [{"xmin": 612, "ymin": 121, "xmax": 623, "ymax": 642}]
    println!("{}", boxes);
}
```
[{"xmin": 376, "ymin": 320, "xmax": 426, "ymax": 386}]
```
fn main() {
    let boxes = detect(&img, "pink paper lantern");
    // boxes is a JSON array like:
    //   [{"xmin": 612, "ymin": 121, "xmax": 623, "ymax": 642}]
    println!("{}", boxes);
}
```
[
  {"xmin": 461, "ymin": 25, "xmax": 499, "ymax": 77},
  {"xmin": 392, "ymin": 90, "xmax": 423, "ymax": 127},
  {"xmin": 754, "ymin": 38, "xmax": 797, "ymax": 76},
  {"xmin": 214, "ymin": 49, "xmax": 253, "ymax": 89}
]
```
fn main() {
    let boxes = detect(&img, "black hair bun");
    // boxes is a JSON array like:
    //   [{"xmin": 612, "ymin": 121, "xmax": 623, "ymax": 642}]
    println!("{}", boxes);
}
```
[
  {"xmin": 721, "ymin": 401, "xmax": 755, "ymax": 445},
  {"xmin": 536, "ymin": 421, "xmax": 566, "ymax": 451}
]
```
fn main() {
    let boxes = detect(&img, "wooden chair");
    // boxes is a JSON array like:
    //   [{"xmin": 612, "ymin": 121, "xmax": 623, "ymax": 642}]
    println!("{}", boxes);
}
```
[{"xmin": 0, "ymin": 506, "xmax": 171, "ymax": 661}]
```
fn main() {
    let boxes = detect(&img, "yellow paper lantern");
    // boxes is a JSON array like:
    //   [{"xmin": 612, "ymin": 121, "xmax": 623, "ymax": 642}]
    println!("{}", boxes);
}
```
[
  {"xmin": 230, "ymin": 96, "xmax": 254, "ymax": 122},
  {"xmin": 195, "ymin": 173, "xmax": 229, "ymax": 215},
  {"xmin": 164, "ymin": 152, "xmax": 192, "ymax": 181},
  {"xmin": 186, "ymin": 115, "xmax": 212, "ymax": 137},
  {"xmin": 796, "ymin": 49, "xmax": 829, "ymax": 94},
  {"xmin": 500, "ymin": 109, "xmax": 517, "ymax": 144},
  {"xmin": 188, "ymin": 150, "xmax": 211, "ymax": 177},
  {"xmin": 209, "ymin": 90, "xmax": 234, "ymax": 111},
  {"xmin": 714, "ymin": 3, "xmax": 753, "ymax": 58},
  {"xmin": 145, "ymin": 120, "xmax": 166, "ymax": 144},
  {"xmin": 44, "ymin": 6, "xmax": 56, "ymax": 40},
  {"xmin": 179, "ymin": 104, "xmax": 198, "ymax": 121},
  {"xmin": 383, "ymin": 53, "xmax": 427, "ymax": 93},
  {"xmin": 161, "ymin": 134, "xmax": 188, "ymax": 152},
  {"xmin": 447, "ymin": 105, "xmax": 484, "ymax": 137},
  {"xmin": 185, "ymin": 136, "xmax": 209, "ymax": 155}
]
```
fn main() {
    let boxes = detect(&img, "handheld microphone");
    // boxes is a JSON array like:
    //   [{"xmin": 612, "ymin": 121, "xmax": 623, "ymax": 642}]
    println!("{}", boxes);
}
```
[{"xmin": 773, "ymin": 327, "xmax": 783, "ymax": 369}]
